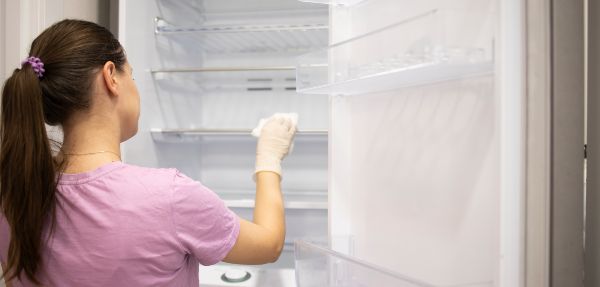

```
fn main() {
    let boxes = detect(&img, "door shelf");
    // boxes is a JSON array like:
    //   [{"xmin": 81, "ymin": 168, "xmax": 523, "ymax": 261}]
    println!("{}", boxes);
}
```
[
  {"xmin": 295, "ymin": 240, "xmax": 433, "ymax": 287},
  {"xmin": 296, "ymin": 9, "xmax": 494, "ymax": 95},
  {"xmin": 295, "ymin": 240, "xmax": 494, "ymax": 287},
  {"xmin": 298, "ymin": 61, "xmax": 493, "ymax": 96},
  {"xmin": 155, "ymin": 17, "xmax": 328, "ymax": 54},
  {"xmin": 150, "ymin": 128, "xmax": 328, "ymax": 143}
]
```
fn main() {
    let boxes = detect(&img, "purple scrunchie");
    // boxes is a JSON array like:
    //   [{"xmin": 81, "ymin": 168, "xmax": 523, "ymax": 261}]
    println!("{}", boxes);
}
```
[{"xmin": 21, "ymin": 56, "xmax": 45, "ymax": 78}]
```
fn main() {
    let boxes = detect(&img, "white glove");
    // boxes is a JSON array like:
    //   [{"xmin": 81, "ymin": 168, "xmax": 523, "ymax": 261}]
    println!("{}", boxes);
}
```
[{"xmin": 255, "ymin": 116, "xmax": 297, "ymax": 179}]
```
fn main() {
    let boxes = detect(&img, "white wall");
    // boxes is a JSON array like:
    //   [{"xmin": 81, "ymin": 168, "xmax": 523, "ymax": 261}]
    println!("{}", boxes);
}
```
[
  {"xmin": 62, "ymin": 0, "xmax": 109, "ymax": 25},
  {"xmin": 0, "ymin": 0, "xmax": 5, "ymax": 82},
  {"xmin": 0, "ymin": 0, "xmax": 109, "ymax": 81}
]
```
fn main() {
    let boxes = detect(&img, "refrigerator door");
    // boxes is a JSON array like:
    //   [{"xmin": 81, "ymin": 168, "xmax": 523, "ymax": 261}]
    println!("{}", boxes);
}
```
[{"xmin": 295, "ymin": 0, "xmax": 518, "ymax": 286}]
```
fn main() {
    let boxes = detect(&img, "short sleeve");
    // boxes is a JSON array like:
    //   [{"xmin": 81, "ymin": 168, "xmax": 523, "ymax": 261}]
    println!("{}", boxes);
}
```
[{"xmin": 170, "ymin": 170, "xmax": 240, "ymax": 265}]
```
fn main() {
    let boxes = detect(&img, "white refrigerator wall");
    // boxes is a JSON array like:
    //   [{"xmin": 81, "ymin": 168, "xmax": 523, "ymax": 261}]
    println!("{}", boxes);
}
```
[
  {"xmin": 328, "ymin": 0, "xmax": 499, "ymax": 285},
  {"xmin": 119, "ymin": 0, "xmax": 329, "ymax": 182}
]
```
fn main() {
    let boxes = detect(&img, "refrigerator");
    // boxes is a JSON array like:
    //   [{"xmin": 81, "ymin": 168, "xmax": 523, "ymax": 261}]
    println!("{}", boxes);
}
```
[{"xmin": 119, "ymin": 0, "xmax": 522, "ymax": 286}]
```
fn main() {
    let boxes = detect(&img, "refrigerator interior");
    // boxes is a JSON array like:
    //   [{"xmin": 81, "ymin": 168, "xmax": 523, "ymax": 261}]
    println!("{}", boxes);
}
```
[
  {"xmin": 122, "ymin": 0, "xmax": 501, "ymax": 285},
  {"xmin": 295, "ymin": 0, "xmax": 498, "ymax": 286},
  {"xmin": 120, "ymin": 0, "xmax": 329, "ymax": 285}
]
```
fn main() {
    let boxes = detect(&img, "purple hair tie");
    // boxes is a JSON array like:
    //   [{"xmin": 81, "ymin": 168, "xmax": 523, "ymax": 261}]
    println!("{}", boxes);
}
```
[{"xmin": 21, "ymin": 56, "xmax": 45, "ymax": 78}]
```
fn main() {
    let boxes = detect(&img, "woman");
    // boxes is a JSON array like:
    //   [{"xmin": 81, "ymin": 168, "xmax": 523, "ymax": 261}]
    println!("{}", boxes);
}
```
[{"xmin": 0, "ymin": 19, "xmax": 295, "ymax": 286}]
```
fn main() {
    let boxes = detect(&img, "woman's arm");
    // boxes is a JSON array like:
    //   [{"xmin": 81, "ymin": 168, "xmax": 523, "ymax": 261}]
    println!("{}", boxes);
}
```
[
  {"xmin": 223, "ymin": 117, "xmax": 294, "ymax": 264},
  {"xmin": 223, "ymin": 171, "xmax": 284, "ymax": 264}
]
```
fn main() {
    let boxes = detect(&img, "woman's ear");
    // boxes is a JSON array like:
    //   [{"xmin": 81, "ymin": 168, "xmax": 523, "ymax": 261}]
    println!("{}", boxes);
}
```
[{"xmin": 101, "ymin": 61, "xmax": 119, "ymax": 97}]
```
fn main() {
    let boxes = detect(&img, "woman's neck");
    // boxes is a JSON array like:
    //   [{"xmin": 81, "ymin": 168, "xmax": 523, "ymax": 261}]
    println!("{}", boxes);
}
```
[{"xmin": 60, "ymin": 112, "xmax": 122, "ymax": 174}]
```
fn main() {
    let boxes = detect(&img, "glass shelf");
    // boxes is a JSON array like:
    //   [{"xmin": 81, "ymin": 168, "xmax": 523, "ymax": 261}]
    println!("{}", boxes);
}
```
[
  {"xmin": 155, "ymin": 0, "xmax": 329, "ymax": 27},
  {"xmin": 155, "ymin": 17, "xmax": 328, "ymax": 54},
  {"xmin": 296, "ymin": 9, "xmax": 494, "ymax": 95},
  {"xmin": 151, "ymin": 66, "xmax": 296, "ymax": 73},
  {"xmin": 221, "ymin": 192, "xmax": 327, "ymax": 210},
  {"xmin": 151, "ymin": 66, "xmax": 298, "ymax": 93},
  {"xmin": 148, "ymin": 66, "xmax": 329, "ymax": 133},
  {"xmin": 298, "ymin": 0, "xmax": 367, "ymax": 6},
  {"xmin": 150, "ymin": 128, "xmax": 328, "ymax": 143}
]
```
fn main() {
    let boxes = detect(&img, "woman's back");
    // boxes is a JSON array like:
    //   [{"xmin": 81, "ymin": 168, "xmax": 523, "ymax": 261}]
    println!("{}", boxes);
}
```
[
  {"xmin": 1, "ymin": 19, "xmax": 294, "ymax": 285},
  {"xmin": 0, "ymin": 162, "xmax": 239, "ymax": 286}
]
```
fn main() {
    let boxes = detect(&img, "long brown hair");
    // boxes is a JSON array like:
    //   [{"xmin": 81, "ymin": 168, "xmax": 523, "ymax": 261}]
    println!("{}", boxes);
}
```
[{"xmin": 0, "ymin": 19, "xmax": 126, "ymax": 284}]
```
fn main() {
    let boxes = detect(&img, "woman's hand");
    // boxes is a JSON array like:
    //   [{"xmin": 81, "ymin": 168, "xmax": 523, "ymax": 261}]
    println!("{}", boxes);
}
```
[{"xmin": 254, "ymin": 117, "xmax": 297, "ymax": 178}]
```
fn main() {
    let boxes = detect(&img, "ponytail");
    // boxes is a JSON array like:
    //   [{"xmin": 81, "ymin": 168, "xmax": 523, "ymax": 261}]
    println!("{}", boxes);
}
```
[
  {"xmin": 0, "ymin": 19, "xmax": 126, "ymax": 284},
  {"xmin": 0, "ymin": 66, "xmax": 57, "ymax": 284}
]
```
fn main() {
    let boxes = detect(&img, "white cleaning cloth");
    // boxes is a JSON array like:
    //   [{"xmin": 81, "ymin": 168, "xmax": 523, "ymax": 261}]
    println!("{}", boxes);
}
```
[
  {"xmin": 251, "ymin": 113, "xmax": 298, "ymax": 137},
  {"xmin": 252, "ymin": 113, "xmax": 298, "ymax": 154}
]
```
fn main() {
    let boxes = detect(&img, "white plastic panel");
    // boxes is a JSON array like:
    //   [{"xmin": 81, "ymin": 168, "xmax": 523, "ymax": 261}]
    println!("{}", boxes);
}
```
[
  {"xmin": 330, "ymin": 77, "xmax": 498, "ymax": 286},
  {"xmin": 327, "ymin": 0, "xmax": 498, "ymax": 286},
  {"xmin": 151, "ymin": 68, "xmax": 328, "ymax": 130}
]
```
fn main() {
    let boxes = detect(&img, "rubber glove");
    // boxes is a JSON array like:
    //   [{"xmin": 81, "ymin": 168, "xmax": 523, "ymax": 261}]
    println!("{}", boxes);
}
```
[{"xmin": 255, "ymin": 116, "xmax": 297, "ymax": 179}]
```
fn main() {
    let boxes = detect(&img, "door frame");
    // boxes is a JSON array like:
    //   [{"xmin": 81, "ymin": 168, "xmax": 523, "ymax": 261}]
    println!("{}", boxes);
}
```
[
  {"xmin": 549, "ymin": 0, "xmax": 585, "ymax": 285},
  {"xmin": 525, "ymin": 0, "xmax": 552, "ymax": 286},
  {"xmin": 585, "ymin": 0, "xmax": 600, "ymax": 286},
  {"xmin": 524, "ymin": 0, "xmax": 585, "ymax": 286}
]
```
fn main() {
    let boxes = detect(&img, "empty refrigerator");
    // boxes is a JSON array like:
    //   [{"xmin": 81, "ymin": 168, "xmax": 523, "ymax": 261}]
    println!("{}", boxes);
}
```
[{"xmin": 121, "ymin": 0, "xmax": 525, "ymax": 286}]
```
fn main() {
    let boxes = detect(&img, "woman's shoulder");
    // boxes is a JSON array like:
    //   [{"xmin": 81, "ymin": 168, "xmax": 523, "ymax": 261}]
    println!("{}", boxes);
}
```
[
  {"xmin": 119, "ymin": 163, "xmax": 206, "ymax": 191},
  {"xmin": 118, "ymin": 162, "xmax": 183, "ymax": 186},
  {"xmin": 121, "ymin": 162, "xmax": 177, "ymax": 177},
  {"xmin": 59, "ymin": 161, "xmax": 187, "ymax": 190}
]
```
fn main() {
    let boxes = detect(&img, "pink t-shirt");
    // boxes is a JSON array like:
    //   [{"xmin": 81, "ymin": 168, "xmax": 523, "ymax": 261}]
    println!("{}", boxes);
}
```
[{"xmin": 0, "ymin": 161, "xmax": 240, "ymax": 286}]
